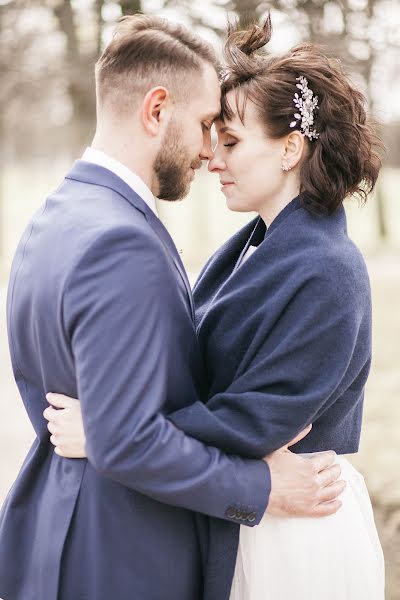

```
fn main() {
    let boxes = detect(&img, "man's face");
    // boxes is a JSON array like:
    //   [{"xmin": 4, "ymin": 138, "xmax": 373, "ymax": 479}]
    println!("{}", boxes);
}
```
[{"xmin": 154, "ymin": 63, "xmax": 221, "ymax": 201}]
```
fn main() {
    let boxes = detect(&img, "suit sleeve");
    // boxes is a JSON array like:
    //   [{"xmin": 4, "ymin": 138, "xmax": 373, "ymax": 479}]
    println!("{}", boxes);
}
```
[
  {"xmin": 169, "ymin": 265, "xmax": 369, "ymax": 458},
  {"xmin": 63, "ymin": 226, "xmax": 270, "ymax": 525}
]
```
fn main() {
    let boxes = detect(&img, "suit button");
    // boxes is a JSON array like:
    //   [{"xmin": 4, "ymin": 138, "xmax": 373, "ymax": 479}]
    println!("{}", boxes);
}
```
[
  {"xmin": 226, "ymin": 506, "xmax": 237, "ymax": 519},
  {"xmin": 247, "ymin": 512, "xmax": 257, "ymax": 522},
  {"xmin": 236, "ymin": 509, "xmax": 246, "ymax": 520}
]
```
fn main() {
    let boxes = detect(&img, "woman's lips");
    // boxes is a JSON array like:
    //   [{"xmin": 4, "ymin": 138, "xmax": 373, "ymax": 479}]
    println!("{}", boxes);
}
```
[{"xmin": 220, "ymin": 181, "xmax": 234, "ymax": 191}]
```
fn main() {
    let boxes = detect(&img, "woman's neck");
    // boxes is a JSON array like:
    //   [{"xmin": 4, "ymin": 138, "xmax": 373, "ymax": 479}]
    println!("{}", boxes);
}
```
[{"xmin": 258, "ymin": 177, "xmax": 300, "ymax": 227}]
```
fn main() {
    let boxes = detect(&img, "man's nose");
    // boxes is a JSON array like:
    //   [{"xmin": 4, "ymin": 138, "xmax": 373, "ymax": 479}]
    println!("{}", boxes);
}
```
[{"xmin": 200, "ymin": 137, "xmax": 214, "ymax": 162}]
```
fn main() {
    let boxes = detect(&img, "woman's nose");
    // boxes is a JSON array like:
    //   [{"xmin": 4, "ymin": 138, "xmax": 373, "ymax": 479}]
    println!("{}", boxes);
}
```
[{"xmin": 208, "ymin": 152, "xmax": 226, "ymax": 173}]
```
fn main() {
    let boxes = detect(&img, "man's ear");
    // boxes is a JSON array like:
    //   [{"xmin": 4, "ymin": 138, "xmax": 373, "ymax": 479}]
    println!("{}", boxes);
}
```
[
  {"xmin": 141, "ymin": 86, "xmax": 171, "ymax": 136},
  {"xmin": 282, "ymin": 130, "xmax": 305, "ymax": 169}
]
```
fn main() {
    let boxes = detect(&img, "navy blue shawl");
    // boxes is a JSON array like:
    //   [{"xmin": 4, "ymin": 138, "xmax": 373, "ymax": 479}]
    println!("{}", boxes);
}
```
[{"xmin": 171, "ymin": 195, "xmax": 372, "ymax": 457}]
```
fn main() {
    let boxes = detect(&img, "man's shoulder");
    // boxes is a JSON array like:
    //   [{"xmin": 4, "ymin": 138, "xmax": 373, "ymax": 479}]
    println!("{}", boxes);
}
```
[
  {"xmin": 52, "ymin": 174, "xmax": 149, "ymax": 227},
  {"xmin": 17, "ymin": 179, "xmax": 166, "ymax": 291},
  {"xmin": 44, "ymin": 174, "xmax": 162, "ymax": 251}
]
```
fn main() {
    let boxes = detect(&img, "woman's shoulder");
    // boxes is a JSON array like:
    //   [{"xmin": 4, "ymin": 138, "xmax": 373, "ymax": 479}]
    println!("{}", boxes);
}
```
[
  {"xmin": 259, "ymin": 205, "xmax": 370, "ymax": 297},
  {"xmin": 284, "ymin": 205, "xmax": 365, "ymax": 262}
]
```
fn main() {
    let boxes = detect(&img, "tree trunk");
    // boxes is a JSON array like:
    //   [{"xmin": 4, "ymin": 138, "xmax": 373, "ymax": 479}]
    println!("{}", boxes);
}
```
[
  {"xmin": 231, "ymin": 0, "xmax": 263, "ymax": 27},
  {"xmin": 52, "ymin": 0, "xmax": 96, "ymax": 152},
  {"xmin": 362, "ymin": 0, "xmax": 387, "ymax": 240},
  {"xmin": 0, "ymin": 115, "xmax": 4, "ymax": 277},
  {"xmin": 375, "ymin": 179, "xmax": 387, "ymax": 240},
  {"xmin": 95, "ymin": 0, "xmax": 106, "ymax": 56},
  {"xmin": 120, "ymin": 0, "xmax": 143, "ymax": 15}
]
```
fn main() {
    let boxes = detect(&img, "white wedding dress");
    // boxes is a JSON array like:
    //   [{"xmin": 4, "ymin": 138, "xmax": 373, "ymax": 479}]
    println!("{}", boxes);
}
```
[{"xmin": 229, "ymin": 456, "xmax": 385, "ymax": 600}]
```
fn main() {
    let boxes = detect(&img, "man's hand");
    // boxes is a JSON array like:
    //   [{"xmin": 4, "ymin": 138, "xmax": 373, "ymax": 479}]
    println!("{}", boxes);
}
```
[{"xmin": 264, "ymin": 425, "xmax": 346, "ymax": 517}]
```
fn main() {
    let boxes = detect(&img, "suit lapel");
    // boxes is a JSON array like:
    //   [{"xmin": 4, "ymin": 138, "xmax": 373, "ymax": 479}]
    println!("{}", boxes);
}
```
[
  {"xmin": 144, "ymin": 209, "xmax": 195, "ymax": 321},
  {"xmin": 66, "ymin": 160, "xmax": 195, "ymax": 321}
]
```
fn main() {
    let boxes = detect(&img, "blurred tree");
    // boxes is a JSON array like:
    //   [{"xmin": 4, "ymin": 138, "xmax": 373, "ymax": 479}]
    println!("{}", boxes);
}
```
[
  {"xmin": 51, "ymin": 0, "xmax": 96, "ymax": 145},
  {"xmin": 120, "ymin": 0, "xmax": 143, "ymax": 14},
  {"xmin": 0, "ymin": 0, "xmax": 45, "ymax": 265},
  {"xmin": 0, "ymin": 0, "xmax": 145, "ymax": 159},
  {"xmin": 223, "ymin": 0, "xmax": 266, "ymax": 27}
]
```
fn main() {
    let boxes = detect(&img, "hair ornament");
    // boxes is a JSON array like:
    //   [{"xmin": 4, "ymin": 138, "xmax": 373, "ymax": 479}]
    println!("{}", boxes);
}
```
[
  {"xmin": 220, "ymin": 68, "xmax": 231, "ymax": 83},
  {"xmin": 290, "ymin": 76, "xmax": 319, "ymax": 141}
]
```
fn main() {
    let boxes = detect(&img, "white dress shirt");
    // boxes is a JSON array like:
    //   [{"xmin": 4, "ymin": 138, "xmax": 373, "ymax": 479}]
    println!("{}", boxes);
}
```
[
  {"xmin": 82, "ymin": 147, "xmax": 158, "ymax": 216},
  {"xmin": 238, "ymin": 245, "xmax": 258, "ymax": 267}
]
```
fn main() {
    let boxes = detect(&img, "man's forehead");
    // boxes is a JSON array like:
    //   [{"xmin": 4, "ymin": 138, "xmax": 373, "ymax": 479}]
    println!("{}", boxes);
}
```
[
  {"xmin": 204, "ymin": 108, "xmax": 222, "ymax": 122},
  {"xmin": 192, "ymin": 63, "xmax": 221, "ymax": 115},
  {"xmin": 190, "ymin": 90, "xmax": 220, "ymax": 120},
  {"xmin": 187, "ymin": 94, "xmax": 220, "ymax": 121}
]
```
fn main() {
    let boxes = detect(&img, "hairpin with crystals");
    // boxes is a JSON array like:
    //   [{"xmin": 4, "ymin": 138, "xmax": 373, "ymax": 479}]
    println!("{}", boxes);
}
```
[{"xmin": 290, "ymin": 76, "xmax": 319, "ymax": 141}]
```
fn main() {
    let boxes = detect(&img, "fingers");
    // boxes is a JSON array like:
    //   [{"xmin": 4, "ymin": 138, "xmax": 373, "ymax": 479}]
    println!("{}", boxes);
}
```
[
  {"xmin": 316, "ymin": 463, "xmax": 341, "ymax": 487},
  {"xmin": 43, "ymin": 406, "xmax": 60, "ymax": 422},
  {"xmin": 46, "ymin": 393, "xmax": 77, "ymax": 409},
  {"xmin": 286, "ymin": 424, "xmax": 312, "ymax": 448},
  {"xmin": 308, "ymin": 450, "xmax": 337, "ymax": 473},
  {"xmin": 311, "ymin": 499, "xmax": 342, "ymax": 517},
  {"xmin": 318, "ymin": 480, "xmax": 346, "ymax": 504},
  {"xmin": 47, "ymin": 420, "xmax": 56, "ymax": 434}
]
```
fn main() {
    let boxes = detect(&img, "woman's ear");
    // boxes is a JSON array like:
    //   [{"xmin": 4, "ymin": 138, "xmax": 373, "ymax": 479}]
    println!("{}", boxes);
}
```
[
  {"xmin": 282, "ymin": 130, "xmax": 305, "ymax": 170},
  {"xmin": 141, "ymin": 86, "xmax": 170, "ymax": 136}
]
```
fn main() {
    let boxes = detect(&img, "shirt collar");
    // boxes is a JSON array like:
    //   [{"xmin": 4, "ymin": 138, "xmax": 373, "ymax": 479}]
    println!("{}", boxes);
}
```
[{"xmin": 82, "ymin": 147, "xmax": 158, "ymax": 216}]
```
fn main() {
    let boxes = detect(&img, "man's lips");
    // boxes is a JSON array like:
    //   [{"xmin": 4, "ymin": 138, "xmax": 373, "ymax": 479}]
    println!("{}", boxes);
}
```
[{"xmin": 190, "ymin": 165, "xmax": 201, "ymax": 178}]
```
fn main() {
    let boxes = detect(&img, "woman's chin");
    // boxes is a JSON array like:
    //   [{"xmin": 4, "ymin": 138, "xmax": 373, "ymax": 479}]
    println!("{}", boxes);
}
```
[{"xmin": 225, "ymin": 195, "xmax": 252, "ymax": 213}]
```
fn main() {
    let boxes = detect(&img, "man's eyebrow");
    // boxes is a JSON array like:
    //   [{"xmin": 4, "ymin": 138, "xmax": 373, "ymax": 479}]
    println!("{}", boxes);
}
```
[
  {"xmin": 203, "ymin": 111, "xmax": 221, "ymax": 122},
  {"xmin": 219, "ymin": 126, "xmax": 237, "ymax": 134}
]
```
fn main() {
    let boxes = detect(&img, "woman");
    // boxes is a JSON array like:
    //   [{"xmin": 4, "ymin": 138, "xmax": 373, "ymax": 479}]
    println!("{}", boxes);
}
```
[{"xmin": 44, "ymin": 18, "xmax": 384, "ymax": 599}]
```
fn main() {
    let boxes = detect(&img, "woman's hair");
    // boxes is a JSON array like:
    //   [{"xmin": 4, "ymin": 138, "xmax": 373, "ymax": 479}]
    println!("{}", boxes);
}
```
[{"xmin": 221, "ymin": 15, "xmax": 383, "ymax": 214}]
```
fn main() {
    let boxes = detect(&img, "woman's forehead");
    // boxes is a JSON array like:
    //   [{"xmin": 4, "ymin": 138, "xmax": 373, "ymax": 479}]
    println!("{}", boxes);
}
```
[{"xmin": 216, "ymin": 95, "xmax": 259, "ymax": 132}]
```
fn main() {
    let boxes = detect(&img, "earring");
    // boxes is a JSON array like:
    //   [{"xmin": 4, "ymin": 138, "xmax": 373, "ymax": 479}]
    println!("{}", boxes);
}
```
[{"xmin": 281, "ymin": 164, "xmax": 291, "ymax": 172}]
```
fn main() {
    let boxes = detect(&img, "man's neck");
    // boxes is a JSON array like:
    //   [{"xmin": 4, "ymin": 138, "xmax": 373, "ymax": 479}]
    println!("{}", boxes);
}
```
[{"xmin": 91, "ymin": 131, "xmax": 154, "ymax": 193}]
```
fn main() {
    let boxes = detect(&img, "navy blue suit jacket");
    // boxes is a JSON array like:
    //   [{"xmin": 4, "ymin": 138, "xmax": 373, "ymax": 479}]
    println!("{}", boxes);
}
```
[
  {"xmin": 0, "ymin": 162, "xmax": 270, "ymax": 600},
  {"xmin": 170, "ymin": 196, "xmax": 372, "ymax": 597}
]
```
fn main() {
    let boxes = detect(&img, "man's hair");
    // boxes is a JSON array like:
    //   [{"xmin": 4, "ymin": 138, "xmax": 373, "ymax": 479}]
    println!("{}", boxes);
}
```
[{"xmin": 95, "ymin": 14, "xmax": 220, "ymax": 113}]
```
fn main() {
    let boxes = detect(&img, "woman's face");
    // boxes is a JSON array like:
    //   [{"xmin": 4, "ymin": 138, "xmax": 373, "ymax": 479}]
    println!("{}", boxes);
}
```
[{"xmin": 209, "ymin": 91, "xmax": 291, "ymax": 215}]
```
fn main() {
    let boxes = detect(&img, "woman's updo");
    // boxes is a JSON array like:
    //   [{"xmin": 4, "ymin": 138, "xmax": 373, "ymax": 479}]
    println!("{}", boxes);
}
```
[{"xmin": 220, "ymin": 15, "xmax": 383, "ymax": 215}]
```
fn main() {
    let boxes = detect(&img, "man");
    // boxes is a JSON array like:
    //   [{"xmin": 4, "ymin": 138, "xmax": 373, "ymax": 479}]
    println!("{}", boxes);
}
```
[{"xmin": 0, "ymin": 15, "xmax": 343, "ymax": 600}]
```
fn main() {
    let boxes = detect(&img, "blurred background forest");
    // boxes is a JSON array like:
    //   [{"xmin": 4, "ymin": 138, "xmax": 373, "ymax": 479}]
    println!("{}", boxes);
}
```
[{"xmin": 0, "ymin": 0, "xmax": 399, "ymax": 597}]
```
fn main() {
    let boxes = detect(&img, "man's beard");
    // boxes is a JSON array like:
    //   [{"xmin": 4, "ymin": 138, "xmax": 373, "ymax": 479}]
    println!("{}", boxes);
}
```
[{"xmin": 154, "ymin": 119, "xmax": 200, "ymax": 201}]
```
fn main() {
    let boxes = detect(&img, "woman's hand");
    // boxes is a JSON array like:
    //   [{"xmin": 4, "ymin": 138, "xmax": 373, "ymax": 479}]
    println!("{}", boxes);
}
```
[{"xmin": 43, "ymin": 393, "xmax": 87, "ymax": 458}]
